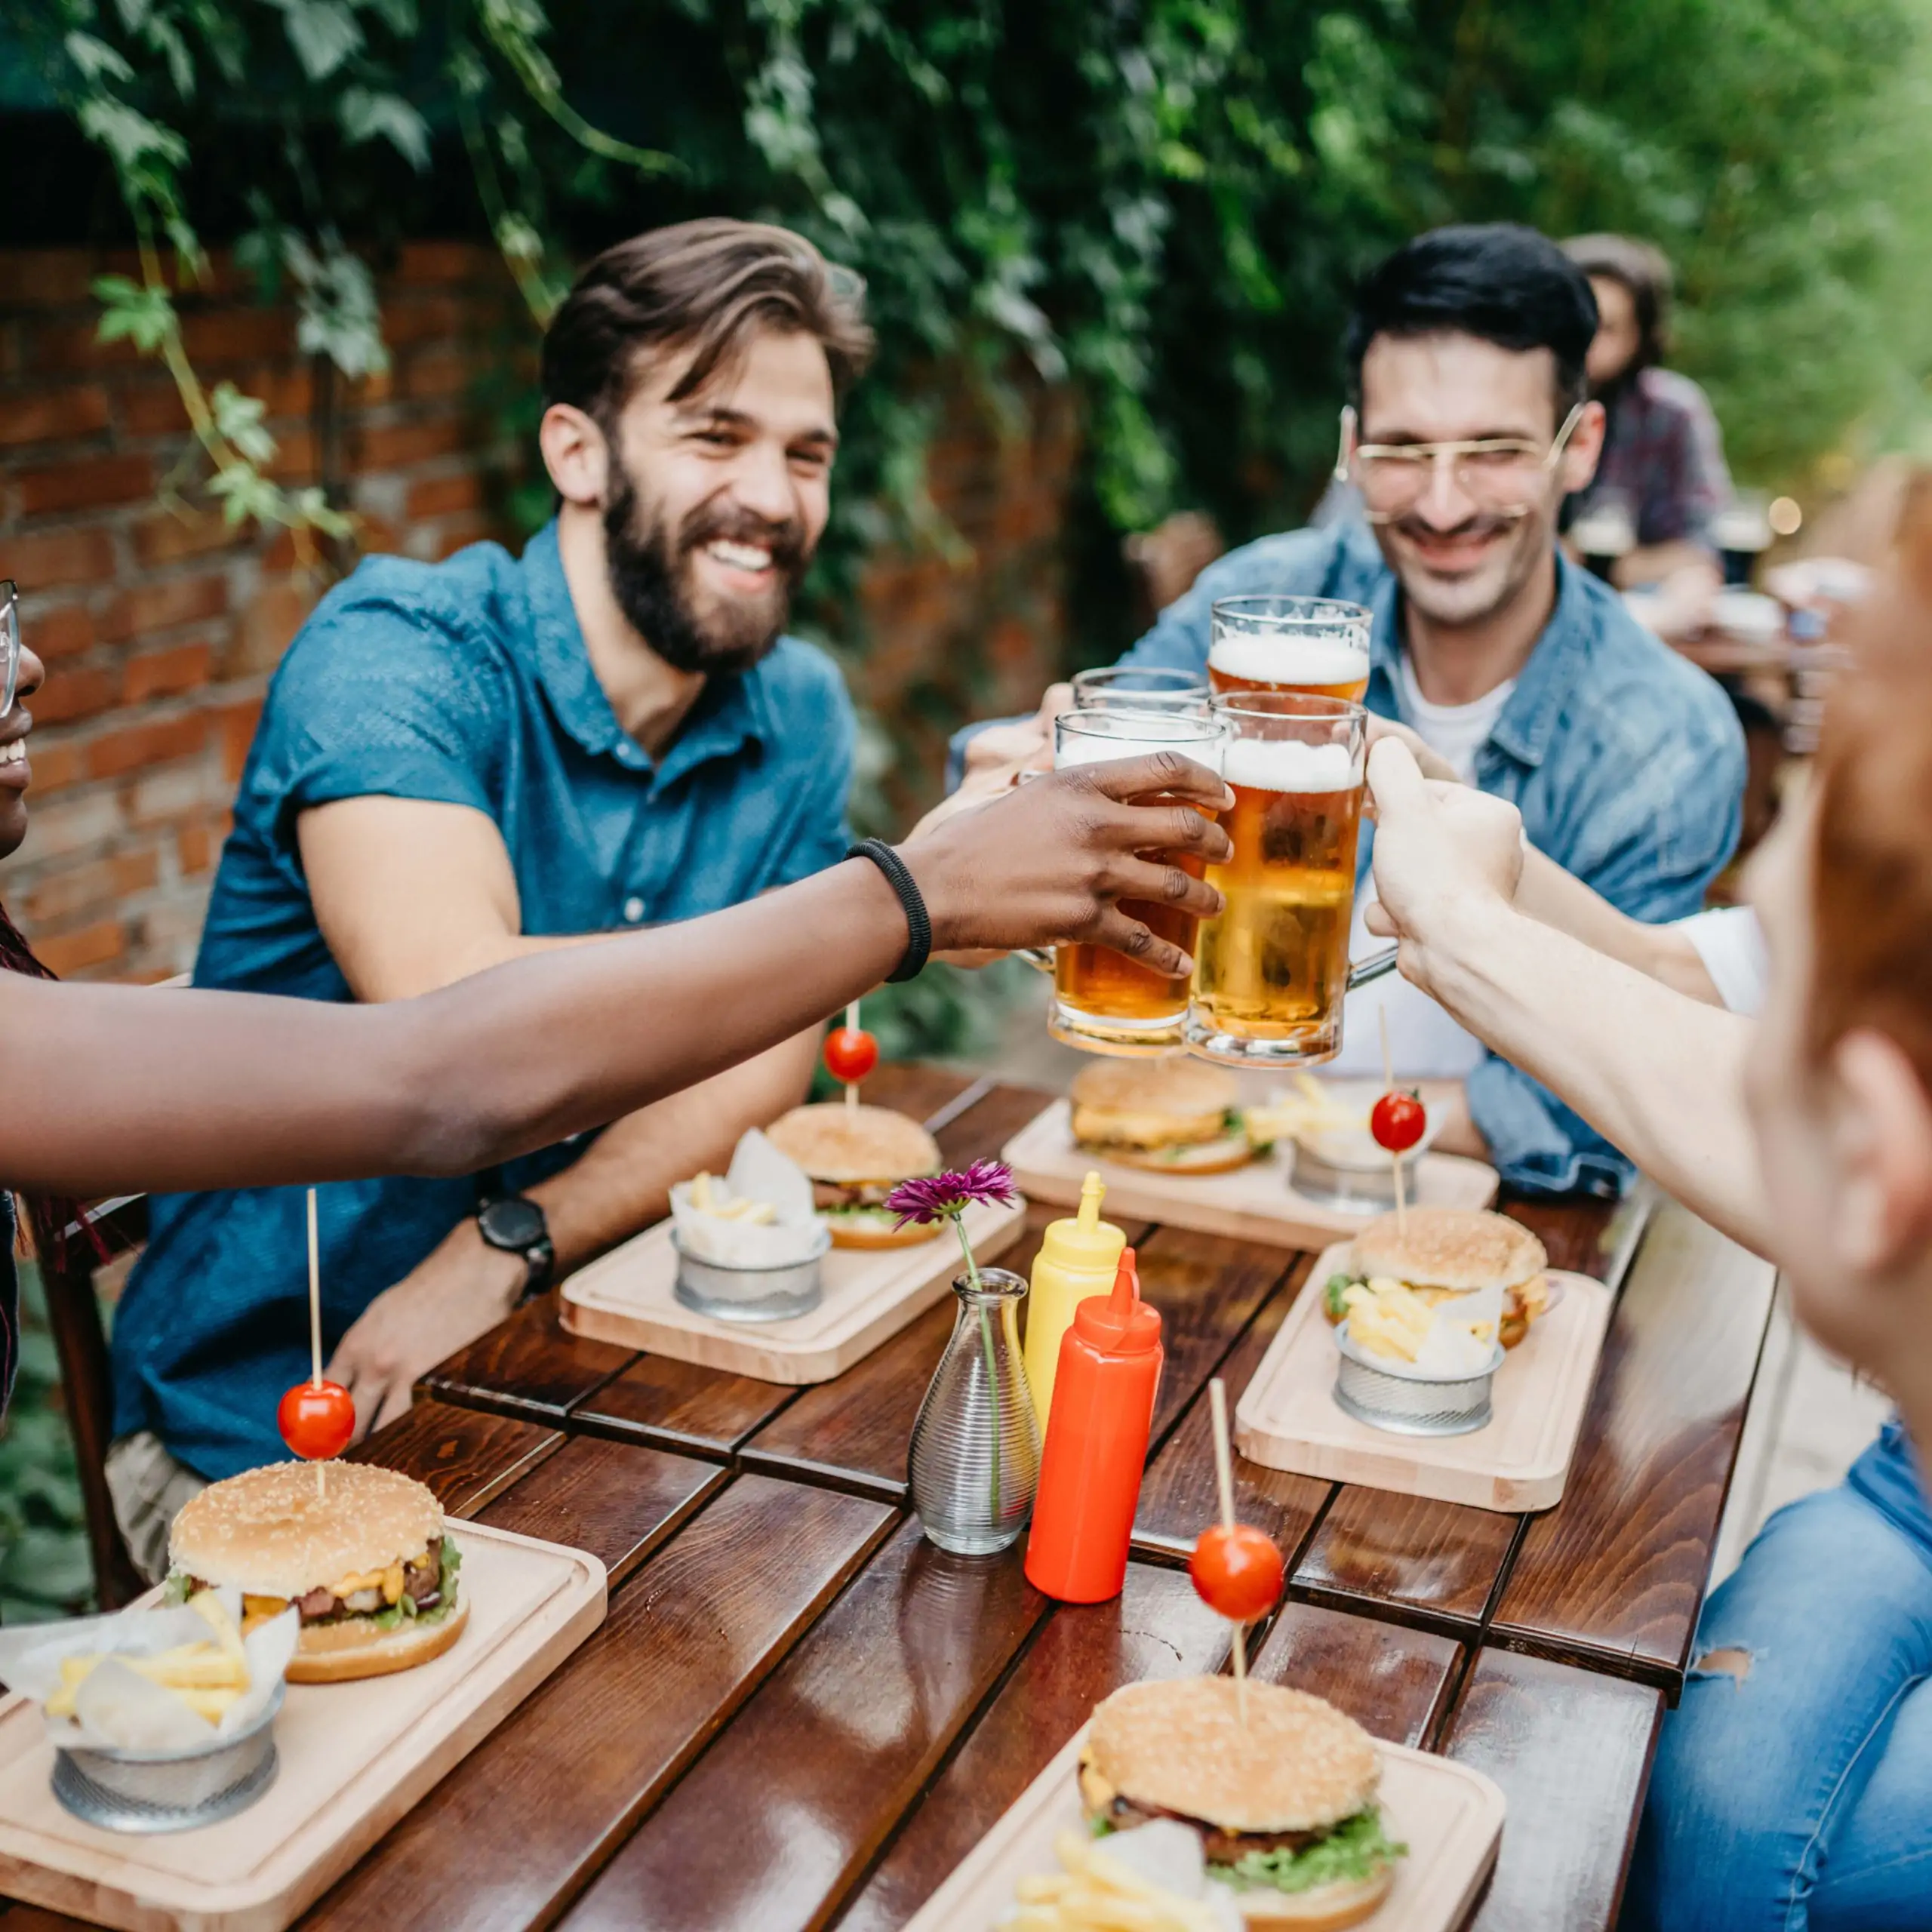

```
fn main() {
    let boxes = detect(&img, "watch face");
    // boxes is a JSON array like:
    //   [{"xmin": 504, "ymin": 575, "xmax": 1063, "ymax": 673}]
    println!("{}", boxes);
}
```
[{"xmin": 480, "ymin": 1196, "xmax": 546, "ymax": 1251}]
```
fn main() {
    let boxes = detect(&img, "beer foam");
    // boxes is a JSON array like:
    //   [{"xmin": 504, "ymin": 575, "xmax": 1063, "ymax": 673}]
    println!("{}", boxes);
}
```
[
  {"xmin": 1222, "ymin": 736, "xmax": 1358, "ymax": 792},
  {"xmin": 1208, "ymin": 633, "xmax": 1368, "ymax": 688},
  {"xmin": 1057, "ymin": 725, "xmax": 1224, "ymax": 773}
]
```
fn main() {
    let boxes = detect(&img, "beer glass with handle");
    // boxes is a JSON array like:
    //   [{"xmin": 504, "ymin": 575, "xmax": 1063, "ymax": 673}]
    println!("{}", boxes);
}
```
[
  {"xmin": 1186, "ymin": 692, "xmax": 1366, "ymax": 1066},
  {"xmin": 1208, "ymin": 595, "xmax": 1371, "ymax": 703},
  {"xmin": 1042, "ymin": 706, "xmax": 1226, "ymax": 1055}
]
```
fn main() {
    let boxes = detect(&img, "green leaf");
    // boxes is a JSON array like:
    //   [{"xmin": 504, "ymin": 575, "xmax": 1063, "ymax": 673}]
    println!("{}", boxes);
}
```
[
  {"xmin": 275, "ymin": 0, "xmax": 363, "ymax": 81},
  {"xmin": 210, "ymin": 381, "xmax": 279, "ymax": 465},
  {"xmin": 91, "ymin": 275, "xmax": 177, "ymax": 353},
  {"xmin": 64, "ymin": 29, "xmax": 134, "ymax": 84},
  {"xmin": 208, "ymin": 463, "xmax": 287, "ymax": 528},
  {"xmin": 76, "ymin": 95, "xmax": 187, "ymax": 172},
  {"xmin": 339, "ymin": 86, "xmax": 432, "ymax": 171}
]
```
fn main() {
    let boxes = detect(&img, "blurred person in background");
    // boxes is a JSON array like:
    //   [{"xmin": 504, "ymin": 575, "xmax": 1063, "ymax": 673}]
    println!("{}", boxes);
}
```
[
  {"xmin": 1561, "ymin": 234, "xmax": 1731, "ymax": 618},
  {"xmin": 105, "ymin": 220, "xmax": 878, "ymax": 1573},
  {"xmin": 952, "ymin": 223, "xmax": 1745, "ymax": 1199},
  {"xmin": 1362, "ymin": 575, "xmax": 1932, "ymax": 1927}
]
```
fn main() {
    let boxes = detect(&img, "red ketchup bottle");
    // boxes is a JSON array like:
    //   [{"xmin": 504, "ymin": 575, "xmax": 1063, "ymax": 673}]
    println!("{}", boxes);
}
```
[{"xmin": 1024, "ymin": 1248, "xmax": 1163, "ymax": 1603}]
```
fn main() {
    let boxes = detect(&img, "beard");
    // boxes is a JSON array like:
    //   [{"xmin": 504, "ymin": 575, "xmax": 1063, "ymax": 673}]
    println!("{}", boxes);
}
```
[
  {"xmin": 602, "ymin": 462, "xmax": 811, "ymax": 678},
  {"xmin": 1376, "ymin": 503, "xmax": 1553, "ymax": 631}
]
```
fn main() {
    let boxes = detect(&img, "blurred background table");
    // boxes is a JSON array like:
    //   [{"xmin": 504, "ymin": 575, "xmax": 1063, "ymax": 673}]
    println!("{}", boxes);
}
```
[{"xmin": 0, "ymin": 1064, "xmax": 1778, "ymax": 1932}]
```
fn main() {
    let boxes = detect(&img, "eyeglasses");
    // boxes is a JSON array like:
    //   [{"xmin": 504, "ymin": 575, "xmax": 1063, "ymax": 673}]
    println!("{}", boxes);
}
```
[
  {"xmin": 0, "ymin": 581, "xmax": 17, "ymax": 718},
  {"xmin": 1337, "ymin": 404, "xmax": 1585, "ymax": 524}
]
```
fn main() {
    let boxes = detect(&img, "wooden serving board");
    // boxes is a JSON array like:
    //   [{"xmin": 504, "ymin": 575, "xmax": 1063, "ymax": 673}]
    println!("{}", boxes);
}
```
[
  {"xmin": 903, "ymin": 1723, "xmax": 1506, "ymax": 1932},
  {"xmin": 1235, "ymin": 1241, "xmax": 1614, "ymax": 1513},
  {"xmin": 559, "ymin": 1195, "xmax": 1026, "ymax": 1384},
  {"xmin": 0, "ymin": 1521, "xmax": 605, "ymax": 1932},
  {"xmin": 1003, "ymin": 1100, "xmax": 1497, "ymax": 1250}
]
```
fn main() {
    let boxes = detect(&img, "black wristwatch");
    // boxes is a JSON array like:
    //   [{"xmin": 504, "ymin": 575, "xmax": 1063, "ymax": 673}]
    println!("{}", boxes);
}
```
[{"xmin": 477, "ymin": 1195, "xmax": 555, "ymax": 1301}]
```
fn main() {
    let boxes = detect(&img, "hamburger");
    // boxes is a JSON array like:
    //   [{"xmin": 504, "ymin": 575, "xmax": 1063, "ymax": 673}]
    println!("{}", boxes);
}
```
[
  {"xmin": 1321, "ymin": 1205, "xmax": 1550, "ymax": 1348},
  {"xmin": 1070, "ymin": 1057, "xmax": 1257, "ymax": 1177},
  {"xmin": 765, "ymin": 1101, "xmax": 943, "ymax": 1248},
  {"xmin": 166, "ymin": 1461, "xmax": 466, "ymax": 1683},
  {"xmin": 1079, "ymin": 1678, "xmax": 1404, "ymax": 1928}
]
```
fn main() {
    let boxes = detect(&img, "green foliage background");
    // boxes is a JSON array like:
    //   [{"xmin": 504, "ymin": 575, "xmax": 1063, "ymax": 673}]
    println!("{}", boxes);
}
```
[{"xmin": 6, "ymin": 0, "xmax": 1932, "ymax": 1614}]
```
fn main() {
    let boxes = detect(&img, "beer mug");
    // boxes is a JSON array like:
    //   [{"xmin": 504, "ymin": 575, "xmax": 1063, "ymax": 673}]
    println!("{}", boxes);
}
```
[
  {"xmin": 1208, "ymin": 595, "xmax": 1371, "ymax": 702},
  {"xmin": 1034, "ymin": 706, "xmax": 1226, "ymax": 1056},
  {"xmin": 1071, "ymin": 664, "xmax": 1210, "ymax": 712},
  {"xmin": 1186, "ymin": 693, "xmax": 1367, "ymax": 1066}
]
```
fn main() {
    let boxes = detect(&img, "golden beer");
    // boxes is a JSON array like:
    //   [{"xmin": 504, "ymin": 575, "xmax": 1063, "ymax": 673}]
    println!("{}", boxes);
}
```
[
  {"xmin": 1186, "ymin": 698, "xmax": 1365, "ymax": 1066},
  {"xmin": 1047, "ymin": 709, "xmax": 1224, "ymax": 1055},
  {"xmin": 1208, "ymin": 595, "xmax": 1371, "ymax": 704}
]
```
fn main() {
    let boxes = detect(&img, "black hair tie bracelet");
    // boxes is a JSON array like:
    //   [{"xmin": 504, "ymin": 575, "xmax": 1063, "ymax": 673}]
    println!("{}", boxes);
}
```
[{"xmin": 846, "ymin": 838, "xmax": 933, "ymax": 983}]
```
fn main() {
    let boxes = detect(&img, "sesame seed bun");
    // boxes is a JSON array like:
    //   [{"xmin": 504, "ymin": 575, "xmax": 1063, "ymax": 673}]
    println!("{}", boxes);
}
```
[
  {"xmin": 168, "ymin": 1461, "xmax": 445, "ymax": 1599},
  {"xmin": 1070, "ymin": 1056, "xmax": 1240, "ymax": 1122},
  {"xmin": 1352, "ymin": 1207, "xmax": 1546, "ymax": 1294},
  {"xmin": 1086, "ymin": 1678, "xmax": 1380, "ymax": 1835},
  {"xmin": 1228, "ymin": 1869, "xmax": 1395, "ymax": 1930},
  {"xmin": 765, "ymin": 1103, "xmax": 940, "ymax": 1185},
  {"xmin": 285, "ymin": 1600, "xmax": 470, "ymax": 1684}
]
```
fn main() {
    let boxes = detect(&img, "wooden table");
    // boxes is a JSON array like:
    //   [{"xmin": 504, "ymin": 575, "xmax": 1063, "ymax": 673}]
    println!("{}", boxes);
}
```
[{"xmin": 2, "ymin": 1067, "xmax": 1777, "ymax": 1932}]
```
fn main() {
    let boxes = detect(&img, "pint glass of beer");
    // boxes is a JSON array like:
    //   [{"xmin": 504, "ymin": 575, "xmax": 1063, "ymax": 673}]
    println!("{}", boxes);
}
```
[
  {"xmin": 1209, "ymin": 595, "xmax": 1371, "ymax": 702},
  {"xmin": 1048, "ymin": 707, "xmax": 1226, "ymax": 1055},
  {"xmin": 1186, "ymin": 693, "xmax": 1365, "ymax": 1066},
  {"xmin": 1072, "ymin": 664, "xmax": 1210, "ymax": 712}
]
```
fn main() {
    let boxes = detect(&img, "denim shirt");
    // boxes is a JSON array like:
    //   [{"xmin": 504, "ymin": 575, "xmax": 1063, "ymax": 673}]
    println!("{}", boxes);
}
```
[
  {"xmin": 1117, "ymin": 518, "xmax": 1746, "ymax": 1193},
  {"xmin": 113, "ymin": 522, "xmax": 857, "ymax": 1479}
]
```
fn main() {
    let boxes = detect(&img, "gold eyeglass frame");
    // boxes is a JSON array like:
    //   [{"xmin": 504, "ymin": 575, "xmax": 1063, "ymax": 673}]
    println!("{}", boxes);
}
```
[{"xmin": 1334, "ymin": 402, "xmax": 1586, "ymax": 525}]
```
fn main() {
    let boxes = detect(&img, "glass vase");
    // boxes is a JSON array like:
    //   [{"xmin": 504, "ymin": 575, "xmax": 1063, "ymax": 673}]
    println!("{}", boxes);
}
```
[{"xmin": 906, "ymin": 1267, "xmax": 1040, "ymax": 1554}]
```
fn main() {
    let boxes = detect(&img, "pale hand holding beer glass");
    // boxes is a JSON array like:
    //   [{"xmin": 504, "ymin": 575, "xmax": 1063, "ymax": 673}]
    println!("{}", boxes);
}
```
[
  {"xmin": 1187, "ymin": 693, "xmax": 1367, "ymax": 1066},
  {"xmin": 1040, "ymin": 706, "xmax": 1226, "ymax": 1056},
  {"xmin": 1208, "ymin": 594, "xmax": 1371, "ymax": 703}
]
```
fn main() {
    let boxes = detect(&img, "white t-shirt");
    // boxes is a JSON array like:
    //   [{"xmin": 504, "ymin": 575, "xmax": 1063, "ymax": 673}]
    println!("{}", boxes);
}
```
[
  {"xmin": 1675, "ymin": 905, "xmax": 1769, "ymax": 1017},
  {"xmin": 1334, "ymin": 657, "xmax": 1515, "ymax": 1079},
  {"xmin": 1396, "ymin": 654, "xmax": 1517, "ymax": 783}
]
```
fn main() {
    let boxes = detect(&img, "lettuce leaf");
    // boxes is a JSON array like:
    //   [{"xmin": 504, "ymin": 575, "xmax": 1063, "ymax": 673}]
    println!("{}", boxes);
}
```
[
  {"xmin": 1214, "ymin": 1808, "xmax": 1406, "ymax": 1894},
  {"xmin": 1323, "ymin": 1273, "xmax": 1360, "ymax": 1321},
  {"xmin": 162, "ymin": 1571, "xmax": 192, "ymax": 1606},
  {"xmin": 371, "ymin": 1538, "xmax": 463, "ymax": 1632}
]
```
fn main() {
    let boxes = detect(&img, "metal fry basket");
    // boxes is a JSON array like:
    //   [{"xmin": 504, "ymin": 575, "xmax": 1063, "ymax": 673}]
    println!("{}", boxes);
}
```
[
  {"xmin": 52, "ymin": 1684, "xmax": 283, "ymax": 1833},
  {"xmin": 1333, "ymin": 1324, "xmax": 1505, "ymax": 1437}
]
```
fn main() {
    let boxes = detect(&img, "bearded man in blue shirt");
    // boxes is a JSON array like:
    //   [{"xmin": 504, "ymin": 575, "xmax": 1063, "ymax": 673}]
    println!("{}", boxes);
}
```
[
  {"xmin": 953, "ymin": 224, "xmax": 1745, "ymax": 1198},
  {"xmin": 109, "ymin": 221, "xmax": 873, "ymax": 1572}
]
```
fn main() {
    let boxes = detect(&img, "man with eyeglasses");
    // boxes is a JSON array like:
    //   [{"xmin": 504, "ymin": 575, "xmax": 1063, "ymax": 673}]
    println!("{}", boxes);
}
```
[{"xmin": 958, "ymin": 223, "xmax": 1744, "ymax": 1195}]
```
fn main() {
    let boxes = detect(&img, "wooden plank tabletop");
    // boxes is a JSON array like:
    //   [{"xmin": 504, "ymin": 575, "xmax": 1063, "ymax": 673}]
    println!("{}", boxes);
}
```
[{"xmin": 2, "ymin": 1066, "xmax": 1773, "ymax": 1932}]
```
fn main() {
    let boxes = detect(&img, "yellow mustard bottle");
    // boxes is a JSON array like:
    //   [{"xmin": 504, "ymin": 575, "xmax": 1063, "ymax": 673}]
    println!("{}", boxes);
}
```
[{"xmin": 1025, "ymin": 1171, "xmax": 1127, "ymax": 1431}]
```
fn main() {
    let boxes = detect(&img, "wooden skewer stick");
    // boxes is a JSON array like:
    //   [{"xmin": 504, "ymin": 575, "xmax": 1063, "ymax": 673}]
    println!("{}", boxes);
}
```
[
  {"xmin": 1379, "ymin": 1008, "xmax": 1407, "ymax": 1238},
  {"xmin": 844, "ymin": 999, "xmax": 861, "ymax": 1109},
  {"xmin": 306, "ymin": 1188, "xmax": 326, "ymax": 1500},
  {"xmin": 1208, "ymin": 1377, "xmax": 1249, "ymax": 1724}
]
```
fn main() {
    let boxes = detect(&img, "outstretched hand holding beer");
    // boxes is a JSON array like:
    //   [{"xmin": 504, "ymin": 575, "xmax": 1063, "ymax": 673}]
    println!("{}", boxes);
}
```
[
  {"xmin": 898, "ymin": 749, "xmax": 1232, "ymax": 979},
  {"xmin": 1362, "ymin": 737, "xmax": 1527, "ymax": 1001}
]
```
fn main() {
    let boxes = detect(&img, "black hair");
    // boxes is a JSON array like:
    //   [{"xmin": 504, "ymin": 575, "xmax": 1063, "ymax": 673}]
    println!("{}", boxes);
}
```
[
  {"xmin": 1344, "ymin": 223, "xmax": 1599, "ymax": 419},
  {"xmin": 1562, "ymin": 232, "xmax": 1673, "ymax": 374}
]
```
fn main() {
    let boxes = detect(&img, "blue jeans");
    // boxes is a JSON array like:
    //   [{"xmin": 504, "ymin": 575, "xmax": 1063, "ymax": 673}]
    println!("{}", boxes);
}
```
[{"xmin": 1623, "ymin": 1478, "xmax": 1932, "ymax": 1930}]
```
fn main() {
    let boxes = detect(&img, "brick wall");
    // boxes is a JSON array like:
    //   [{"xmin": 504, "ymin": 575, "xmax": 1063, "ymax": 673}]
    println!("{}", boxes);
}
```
[
  {"xmin": 0, "ymin": 242, "xmax": 526, "ymax": 980},
  {"xmin": 0, "ymin": 242, "xmax": 1075, "ymax": 980}
]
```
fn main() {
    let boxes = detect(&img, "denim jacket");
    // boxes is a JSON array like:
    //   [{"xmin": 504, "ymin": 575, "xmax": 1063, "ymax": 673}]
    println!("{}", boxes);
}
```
[{"xmin": 1116, "ymin": 518, "xmax": 1746, "ymax": 1194}]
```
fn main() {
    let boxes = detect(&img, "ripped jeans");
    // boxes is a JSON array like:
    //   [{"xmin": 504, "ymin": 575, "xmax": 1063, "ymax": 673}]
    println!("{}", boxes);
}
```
[{"xmin": 1623, "ymin": 1462, "xmax": 1932, "ymax": 1931}]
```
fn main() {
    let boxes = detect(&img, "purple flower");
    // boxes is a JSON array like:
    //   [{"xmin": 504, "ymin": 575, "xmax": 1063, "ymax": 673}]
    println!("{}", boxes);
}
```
[{"xmin": 886, "ymin": 1160, "xmax": 1020, "ymax": 1229}]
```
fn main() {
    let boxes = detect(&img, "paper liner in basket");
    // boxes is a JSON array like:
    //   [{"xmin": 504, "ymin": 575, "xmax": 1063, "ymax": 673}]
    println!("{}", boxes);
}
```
[
  {"xmin": 0, "ymin": 1587, "xmax": 299, "ymax": 1752},
  {"xmin": 668, "ymin": 1126, "xmax": 823, "ymax": 1267}
]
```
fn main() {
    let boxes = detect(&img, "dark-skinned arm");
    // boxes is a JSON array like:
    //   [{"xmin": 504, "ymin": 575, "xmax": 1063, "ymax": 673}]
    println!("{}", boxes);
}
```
[{"xmin": 0, "ymin": 754, "xmax": 1231, "ymax": 1201}]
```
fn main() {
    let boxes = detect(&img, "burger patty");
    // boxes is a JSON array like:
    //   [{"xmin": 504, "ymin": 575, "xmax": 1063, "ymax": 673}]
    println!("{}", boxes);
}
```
[
  {"xmin": 1102, "ymin": 1792, "xmax": 1324, "ymax": 1863},
  {"xmin": 184, "ymin": 1536, "xmax": 444, "ymax": 1624},
  {"xmin": 811, "ymin": 1180, "xmax": 897, "ymax": 1211}
]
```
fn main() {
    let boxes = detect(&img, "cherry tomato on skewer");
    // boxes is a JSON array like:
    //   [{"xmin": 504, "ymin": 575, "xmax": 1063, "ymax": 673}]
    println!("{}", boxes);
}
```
[
  {"xmin": 279, "ymin": 1379, "xmax": 356, "ymax": 1461},
  {"xmin": 1189, "ymin": 1522, "xmax": 1285, "ymax": 1623},
  {"xmin": 824, "ymin": 1025, "xmax": 879, "ymax": 1085},
  {"xmin": 1370, "ymin": 1088, "xmax": 1427, "ymax": 1155}
]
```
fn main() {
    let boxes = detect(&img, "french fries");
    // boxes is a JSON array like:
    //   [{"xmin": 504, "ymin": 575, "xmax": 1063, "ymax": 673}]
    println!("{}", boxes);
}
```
[
  {"xmin": 1002, "ymin": 1829, "xmax": 1229, "ymax": 1932},
  {"xmin": 688, "ymin": 1172, "xmax": 778, "ymax": 1224},
  {"xmin": 1244, "ymin": 1073, "xmax": 1363, "ymax": 1148},
  {"xmin": 45, "ymin": 1595, "xmax": 253, "ymax": 1726}
]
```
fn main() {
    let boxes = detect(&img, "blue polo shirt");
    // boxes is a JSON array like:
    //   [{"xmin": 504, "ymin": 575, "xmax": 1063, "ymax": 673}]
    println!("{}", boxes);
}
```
[
  {"xmin": 112, "ymin": 522, "xmax": 855, "ymax": 1478},
  {"xmin": 1115, "ymin": 518, "xmax": 1745, "ymax": 1193}
]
